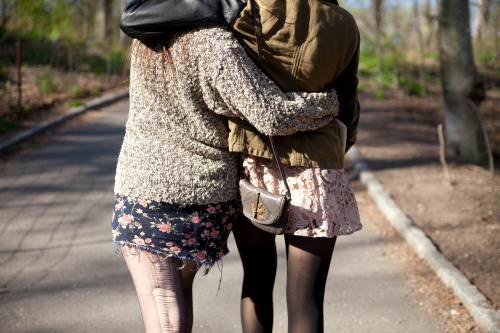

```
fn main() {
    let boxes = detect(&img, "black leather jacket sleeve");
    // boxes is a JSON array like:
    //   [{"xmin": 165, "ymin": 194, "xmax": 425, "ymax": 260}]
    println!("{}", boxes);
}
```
[{"xmin": 120, "ymin": 0, "xmax": 247, "ymax": 38}]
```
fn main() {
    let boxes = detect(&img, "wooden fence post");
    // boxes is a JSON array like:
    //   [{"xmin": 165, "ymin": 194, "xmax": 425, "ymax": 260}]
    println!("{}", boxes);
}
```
[{"xmin": 16, "ymin": 39, "xmax": 22, "ymax": 118}]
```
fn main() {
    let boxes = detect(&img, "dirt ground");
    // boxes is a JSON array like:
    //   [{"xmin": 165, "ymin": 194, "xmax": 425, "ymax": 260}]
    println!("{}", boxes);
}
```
[
  {"xmin": 350, "ymin": 172, "xmax": 483, "ymax": 332},
  {"xmin": 354, "ymin": 88, "xmax": 500, "ymax": 314}
]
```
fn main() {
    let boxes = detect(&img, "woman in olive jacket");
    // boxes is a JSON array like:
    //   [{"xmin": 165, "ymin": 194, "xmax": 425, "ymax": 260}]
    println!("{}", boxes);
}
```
[{"xmin": 230, "ymin": 2, "xmax": 362, "ymax": 332}]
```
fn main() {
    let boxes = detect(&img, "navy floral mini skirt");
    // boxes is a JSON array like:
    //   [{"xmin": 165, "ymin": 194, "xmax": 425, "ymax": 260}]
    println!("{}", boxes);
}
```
[{"xmin": 111, "ymin": 194, "xmax": 237, "ymax": 274}]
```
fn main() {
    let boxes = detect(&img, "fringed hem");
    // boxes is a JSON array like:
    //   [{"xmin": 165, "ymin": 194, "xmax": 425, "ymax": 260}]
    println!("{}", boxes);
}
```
[{"xmin": 114, "ymin": 241, "xmax": 227, "ymax": 277}]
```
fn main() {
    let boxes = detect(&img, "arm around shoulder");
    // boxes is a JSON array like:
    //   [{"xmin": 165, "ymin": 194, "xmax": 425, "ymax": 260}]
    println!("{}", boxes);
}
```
[{"xmin": 199, "ymin": 28, "xmax": 340, "ymax": 136}]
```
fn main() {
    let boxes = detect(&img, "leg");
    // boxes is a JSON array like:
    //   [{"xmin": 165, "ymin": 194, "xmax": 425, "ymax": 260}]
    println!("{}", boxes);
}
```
[
  {"xmin": 233, "ymin": 217, "xmax": 277, "ymax": 333},
  {"xmin": 180, "ymin": 260, "xmax": 199, "ymax": 333},
  {"xmin": 122, "ymin": 245, "xmax": 196, "ymax": 333},
  {"xmin": 284, "ymin": 235, "xmax": 337, "ymax": 333}
]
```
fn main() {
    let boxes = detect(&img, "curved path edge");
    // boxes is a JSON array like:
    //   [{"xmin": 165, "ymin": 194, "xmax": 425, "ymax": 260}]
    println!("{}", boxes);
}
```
[
  {"xmin": 347, "ymin": 146, "xmax": 500, "ymax": 333},
  {"xmin": 0, "ymin": 89, "xmax": 130, "ymax": 152}
]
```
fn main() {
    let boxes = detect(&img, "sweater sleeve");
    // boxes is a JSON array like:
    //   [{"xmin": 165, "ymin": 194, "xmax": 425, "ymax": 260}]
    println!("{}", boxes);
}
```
[{"xmin": 199, "ymin": 29, "xmax": 340, "ymax": 136}]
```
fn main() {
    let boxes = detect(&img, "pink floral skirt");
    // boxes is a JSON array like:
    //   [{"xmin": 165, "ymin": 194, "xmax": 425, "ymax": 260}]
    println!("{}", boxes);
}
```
[{"xmin": 242, "ymin": 154, "xmax": 362, "ymax": 238}]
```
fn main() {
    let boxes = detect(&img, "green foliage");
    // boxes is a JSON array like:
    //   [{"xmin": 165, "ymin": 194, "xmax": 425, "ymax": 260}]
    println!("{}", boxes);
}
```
[
  {"xmin": 382, "ymin": 71, "xmax": 397, "ymax": 88},
  {"xmin": 359, "ymin": 47, "xmax": 379, "ymax": 76},
  {"xmin": 111, "ymin": 48, "xmax": 127, "ymax": 73},
  {"xmin": 36, "ymin": 69, "xmax": 54, "ymax": 94},
  {"xmin": 68, "ymin": 100, "xmax": 84, "ymax": 108},
  {"xmin": 79, "ymin": 55, "xmax": 107, "ymax": 73},
  {"xmin": 1, "ymin": 0, "xmax": 128, "ymax": 75},
  {"xmin": 73, "ymin": 47, "xmax": 127, "ymax": 74},
  {"xmin": 398, "ymin": 76, "xmax": 426, "ymax": 96},
  {"xmin": 360, "ymin": 37, "xmax": 433, "ymax": 97},
  {"xmin": 0, "ymin": 39, "xmax": 53, "ymax": 65},
  {"xmin": 407, "ymin": 80, "xmax": 425, "ymax": 96},
  {"xmin": 475, "ymin": 46, "xmax": 500, "ymax": 72},
  {"xmin": 0, "ymin": 118, "xmax": 23, "ymax": 135}
]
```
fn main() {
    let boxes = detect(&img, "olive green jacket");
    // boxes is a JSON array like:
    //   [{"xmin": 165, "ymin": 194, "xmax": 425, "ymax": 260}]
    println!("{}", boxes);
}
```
[{"xmin": 229, "ymin": 0, "xmax": 360, "ymax": 169}]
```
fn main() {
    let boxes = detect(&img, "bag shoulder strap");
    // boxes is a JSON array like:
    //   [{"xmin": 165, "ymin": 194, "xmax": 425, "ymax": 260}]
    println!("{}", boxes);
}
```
[
  {"xmin": 269, "ymin": 137, "xmax": 292, "ymax": 199},
  {"xmin": 250, "ymin": 0, "xmax": 291, "ymax": 200}
]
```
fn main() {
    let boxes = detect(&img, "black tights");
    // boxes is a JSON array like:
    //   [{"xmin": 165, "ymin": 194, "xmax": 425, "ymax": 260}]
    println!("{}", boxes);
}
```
[{"xmin": 233, "ymin": 217, "xmax": 337, "ymax": 333}]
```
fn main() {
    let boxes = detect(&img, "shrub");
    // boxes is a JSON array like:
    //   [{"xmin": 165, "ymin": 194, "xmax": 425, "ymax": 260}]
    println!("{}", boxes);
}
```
[
  {"xmin": 68, "ymin": 100, "xmax": 84, "ymax": 108},
  {"xmin": 0, "ymin": 117, "xmax": 22, "ymax": 134},
  {"xmin": 407, "ymin": 80, "xmax": 425, "ymax": 96}
]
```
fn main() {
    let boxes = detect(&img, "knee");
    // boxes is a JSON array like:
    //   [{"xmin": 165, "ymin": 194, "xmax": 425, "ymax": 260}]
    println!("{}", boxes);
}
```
[
  {"xmin": 152, "ymin": 288, "xmax": 186, "ymax": 332},
  {"xmin": 152, "ymin": 288, "xmax": 177, "ymax": 298}
]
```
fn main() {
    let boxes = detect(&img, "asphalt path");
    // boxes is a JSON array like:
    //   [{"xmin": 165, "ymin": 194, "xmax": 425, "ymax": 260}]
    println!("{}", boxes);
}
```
[{"xmin": 0, "ymin": 101, "xmax": 442, "ymax": 332}]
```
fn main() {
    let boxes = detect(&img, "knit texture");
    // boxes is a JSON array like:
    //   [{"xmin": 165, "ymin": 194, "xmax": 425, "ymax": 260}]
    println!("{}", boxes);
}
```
[{"xmin": 114, "ymin": 27, "xmax": 339, "ymax": 206}]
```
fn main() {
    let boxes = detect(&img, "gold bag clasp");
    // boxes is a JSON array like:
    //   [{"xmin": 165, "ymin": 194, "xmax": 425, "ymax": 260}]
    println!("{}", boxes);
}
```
[{"xmin": 250, "ymin": 192, "xmax": 265, "ymax": 220}]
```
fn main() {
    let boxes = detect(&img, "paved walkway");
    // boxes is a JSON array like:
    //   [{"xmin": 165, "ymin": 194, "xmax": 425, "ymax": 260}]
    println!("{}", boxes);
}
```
[{"xmin": 0, "ymin": 101, "xmax": 442, "ymax": 332}]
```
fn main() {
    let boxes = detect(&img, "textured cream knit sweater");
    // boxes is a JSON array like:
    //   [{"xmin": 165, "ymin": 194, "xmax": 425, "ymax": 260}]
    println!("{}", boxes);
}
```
[{"xmin": 114, "ymin": 27, "xmax": 339, "ymax": 206}]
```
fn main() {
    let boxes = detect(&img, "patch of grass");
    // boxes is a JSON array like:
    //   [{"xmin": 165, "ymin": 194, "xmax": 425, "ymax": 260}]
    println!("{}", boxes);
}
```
[
  {"xmin": 496, "ymin": 193, "xmax": 500, "ymax": 200},
  {"xmin": 0, "ymin": 117, "xmax": 23, "ymax": 135},
  {"xmin": 68, "ymin": 100, "xmax": 84, "ymax": 108}
]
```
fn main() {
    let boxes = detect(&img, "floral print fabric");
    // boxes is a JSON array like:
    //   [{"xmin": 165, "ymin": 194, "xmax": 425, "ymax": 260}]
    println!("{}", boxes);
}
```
[
  {"xmin": 242, "ymin": 154, "xmax": 362, "ymax": 238},
  {"xmin": 111, "ymin": 194, "xmax": 237, "ymax": 274}
]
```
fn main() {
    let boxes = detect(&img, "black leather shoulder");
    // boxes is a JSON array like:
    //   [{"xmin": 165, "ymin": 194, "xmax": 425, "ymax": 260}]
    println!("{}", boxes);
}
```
[{"xmin": 120, "ymin": 0, "xmax": 247, "ymax": 38}]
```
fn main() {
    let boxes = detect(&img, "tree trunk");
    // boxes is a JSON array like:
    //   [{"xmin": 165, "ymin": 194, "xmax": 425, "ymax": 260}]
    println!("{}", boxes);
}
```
[
  {"xmin": 94, "ymin": 0, "xmax": 111, "ymax": 41},
  {"xmin": 372, "ymin": 0, "xmax": 384, "ymax": 91},
  {"xmin": 16, "ymin": 40, "xmax": 22, "ymax": 118},
  {"xmin": 1, "ymin": 0, "xmax": 7, "ymax": 26},
  {"xmin": 495, "ymin": 5, "xmax": 500, "ymax": 56},
  {"xmin": 472, "ymin": 0, "xmax": 492, "ymax": 40},
  {"xmin": 422, "ymin": 0, "xmax": 435, "ymax": 47},
  {"xmin": 68, "ymin": 43, "xmax": 73, "ymax": 73},
  {"xmin": 413, "ymin": 0, "xmax": 426, "ymax": 91},
  {"xmin": 82, "ymin": 2, "xmax": 90, "ymax": 41},
  {"xmin": 438, "ymin": 0, "xmax": 488, "ymax": 164}
]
